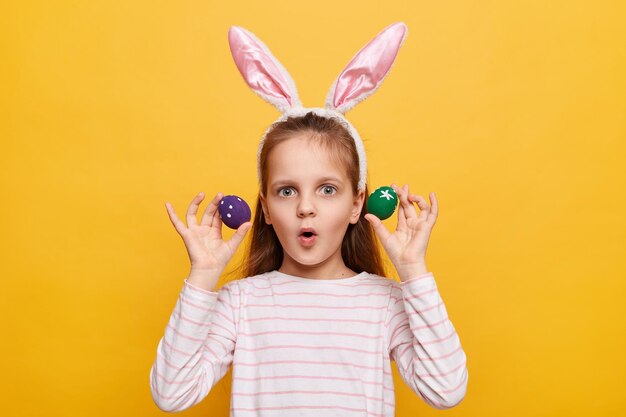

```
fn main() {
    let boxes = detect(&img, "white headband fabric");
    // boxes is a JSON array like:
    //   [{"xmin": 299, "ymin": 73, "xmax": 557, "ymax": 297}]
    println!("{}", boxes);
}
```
[{"xmin": 227, "ymin": 22, "xmax": 408, "ymax": 191}]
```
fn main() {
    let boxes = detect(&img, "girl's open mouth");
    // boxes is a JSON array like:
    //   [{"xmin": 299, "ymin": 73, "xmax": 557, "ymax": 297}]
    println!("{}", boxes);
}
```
[{"xmin": 298, "ymin": 229, "xmax": 317, "ymax": 246}]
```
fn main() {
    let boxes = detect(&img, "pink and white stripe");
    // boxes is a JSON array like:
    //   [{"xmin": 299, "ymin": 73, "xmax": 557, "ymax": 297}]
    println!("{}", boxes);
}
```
[{"xmin": 150, "ymin": 270, "xmax": 468, "ymax": 415}]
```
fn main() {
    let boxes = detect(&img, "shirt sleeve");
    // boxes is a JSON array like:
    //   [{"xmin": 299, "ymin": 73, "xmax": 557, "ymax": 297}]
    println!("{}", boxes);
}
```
[
  {"xmin": 149, "ymin": 279, "xmax": 239, "ymax": 412},
  {"xmin": 385, "ymin": 272, "xmax": 468, "ymax": 409}
]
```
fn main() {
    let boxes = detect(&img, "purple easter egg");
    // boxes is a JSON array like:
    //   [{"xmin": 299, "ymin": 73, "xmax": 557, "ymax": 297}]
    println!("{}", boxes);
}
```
[{"xmin": 218, "ymin": 195, "xmax": 251, "ymax": 229}]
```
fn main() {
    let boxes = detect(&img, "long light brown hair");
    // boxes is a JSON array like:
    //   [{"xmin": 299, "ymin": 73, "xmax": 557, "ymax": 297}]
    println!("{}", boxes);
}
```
[{"xmin": 242, "ymin": 111, "xmax": 385, "ymax": 277}]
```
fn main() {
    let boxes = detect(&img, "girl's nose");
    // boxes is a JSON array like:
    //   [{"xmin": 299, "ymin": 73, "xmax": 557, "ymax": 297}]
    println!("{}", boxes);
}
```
[{"xmin": 297, "ymin": 197, "xmax": 316, "ymax": 218}]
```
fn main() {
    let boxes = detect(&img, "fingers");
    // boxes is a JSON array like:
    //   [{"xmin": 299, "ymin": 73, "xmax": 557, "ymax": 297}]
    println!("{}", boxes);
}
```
[
  {"xmin": 211, "ymin": 207, "xmax": 224, "ymax": 232},
  {"xmin": 409, "ymin": 194, "xmax": 429, "ymax": 219},
  {"xmin": 200, "ymin": 192, "xmax": 224, "ymax": 227},
  {"xmin": 165, "ymin": 202, "xmax": 186, "ymax": 235},
  {"xmin": 390, "ymin": 184, "xmax": 407, "ymax": 230},
  {"xmin": 396, "ymin": 202, "xmax": 406, "ymax": 229},
  {"xmin": 429, "ymin": 192, "xmax": 438, "ymax": 218},
  {"xmin": 185, "ymin": 192, "xmax": 207, "ymax": 228},
  {"xmin": 392, "ymin": 184, "xmax": 417, "ymax": 225},
  {"xmin": 408, "ymin": 192, "xmax": 438, "ymax": 224},
  {"xmin": 390, "ymin": 183, "xmax": 438, "ymax": 228}
]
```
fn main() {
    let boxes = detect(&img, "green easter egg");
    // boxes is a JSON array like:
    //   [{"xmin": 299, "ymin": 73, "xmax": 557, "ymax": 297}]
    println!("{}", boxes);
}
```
[{"xmin": 367, "ymin": 186, "xmax": 398, "ymax": 220}]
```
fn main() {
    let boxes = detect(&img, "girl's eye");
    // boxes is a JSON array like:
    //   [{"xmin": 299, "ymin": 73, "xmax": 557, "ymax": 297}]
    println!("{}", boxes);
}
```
[
  {"xmin": 278, "ymin": 187, "xmax": 295, "ymax": 197},
  {"xmin": 320, "ymin": 185, "xmax": 337, "ymax": 195}
]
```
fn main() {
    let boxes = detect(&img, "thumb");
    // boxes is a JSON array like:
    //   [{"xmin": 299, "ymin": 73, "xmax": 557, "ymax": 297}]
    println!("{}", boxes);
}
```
[
  {"xmin": 364, "ymin": 214, "xmax": 391, "ymax": 243},
  {"xmin": 227, "ymin": 221, "xmax": 253, "ymax": 251}
]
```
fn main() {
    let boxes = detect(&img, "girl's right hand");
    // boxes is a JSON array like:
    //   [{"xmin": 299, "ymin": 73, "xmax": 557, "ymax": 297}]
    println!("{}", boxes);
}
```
[{"xmin": 165, "ymin": 192, "xmax": 252, "ymax": 290}]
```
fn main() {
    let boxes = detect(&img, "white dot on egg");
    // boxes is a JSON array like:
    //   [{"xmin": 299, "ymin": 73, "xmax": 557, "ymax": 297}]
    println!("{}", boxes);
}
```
[
  {"xmin": 220, "ymin": 201, "xmax": 223, "ymax": 205},
  {"xmin": 237, "ymin": 198, "xmax": 241, "ymax": 201},
  {"xmin": 229, "ymin": 205, "xmax": 233, "ymax": 209},
  {"xmin": 227, "ymin": 213, "xmax": 232, "ymax": 218}
]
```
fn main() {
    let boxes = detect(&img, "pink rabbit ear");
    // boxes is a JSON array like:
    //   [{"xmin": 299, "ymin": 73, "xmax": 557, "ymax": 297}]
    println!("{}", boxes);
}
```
[
  {"xmin": 228, "ymin": 26, "xmax": 301, "ymax": 113},
  {"xmin": 325, "ymin": 22, "xmax": 408, "ymax": 114}
]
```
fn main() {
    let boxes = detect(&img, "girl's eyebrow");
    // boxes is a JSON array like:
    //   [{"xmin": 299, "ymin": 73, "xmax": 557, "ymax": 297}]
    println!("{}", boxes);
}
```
[
  {"xmin": 269, "ymin": 176, "xmax": 344, "ymax": 188},
  {"xmin": 319, "ymin": 176, "xmax": 343, "ymax": 183},
  {"xmin": 269, "ymin": 179, "xmax": 295, "ymax": 188}
]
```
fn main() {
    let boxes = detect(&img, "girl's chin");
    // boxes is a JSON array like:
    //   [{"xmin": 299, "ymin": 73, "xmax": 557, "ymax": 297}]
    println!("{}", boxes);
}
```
[
  {"xmin": 283, "ymin": 254, "xmax": 344, "ymax": 272},
  {"xmin": 283, "ymin": 251, "xmax": 325, "ymax": 268},
  {"xmin": 289, "ymin": 257, "xmax": 325, "ymax": 268}
]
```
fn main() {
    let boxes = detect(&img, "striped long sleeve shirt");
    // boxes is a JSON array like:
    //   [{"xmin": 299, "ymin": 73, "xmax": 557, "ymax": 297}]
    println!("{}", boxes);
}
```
[{"xmin": 150, "ymin": 270, "xmax": 468, "ymax": 416}]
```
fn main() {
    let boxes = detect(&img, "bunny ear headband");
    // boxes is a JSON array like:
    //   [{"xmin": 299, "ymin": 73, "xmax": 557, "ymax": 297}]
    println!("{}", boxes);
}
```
[{"xmin": 228, "ymin": 22, "xmax": 408, "ymax": 191}]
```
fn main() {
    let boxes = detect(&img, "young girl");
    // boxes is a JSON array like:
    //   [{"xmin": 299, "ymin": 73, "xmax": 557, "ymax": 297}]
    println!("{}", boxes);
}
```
[{"xmin": 150, "ymin": 23, "xmax": 467, "ymax": 416}]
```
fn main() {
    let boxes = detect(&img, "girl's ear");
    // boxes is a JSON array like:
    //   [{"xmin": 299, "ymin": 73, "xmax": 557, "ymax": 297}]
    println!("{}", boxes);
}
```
[
  {"xmin": 228, "ymin": 26, "xmax": 302, "ymax": 114},
  {"xmin": 325, "ymin": 22, "xmax": 408, "ymax": 114},
  {"xmin": 350, "ymin": 189, "xmax": 366, "ymax": 224},
  {"xmin": 259, "ymin": 192, "xmax": 272, "ymax": 225}
]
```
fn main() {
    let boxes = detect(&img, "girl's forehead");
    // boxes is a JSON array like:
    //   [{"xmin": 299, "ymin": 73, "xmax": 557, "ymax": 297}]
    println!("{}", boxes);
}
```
[{"xmin": 267, "ymin": 136, "xmax": 350, "ymax": 181}]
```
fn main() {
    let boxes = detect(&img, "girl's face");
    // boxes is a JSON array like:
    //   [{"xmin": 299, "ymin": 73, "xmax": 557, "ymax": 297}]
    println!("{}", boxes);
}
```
[{"xmin": 260, "ymin": 133, "xmax": 365, "ymax": 278}]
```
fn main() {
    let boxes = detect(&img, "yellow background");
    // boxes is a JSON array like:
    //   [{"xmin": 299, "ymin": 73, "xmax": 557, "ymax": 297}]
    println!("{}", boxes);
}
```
[{"xmin": 2, "ymin": 0, "xmax": 625, "ymax": 416}]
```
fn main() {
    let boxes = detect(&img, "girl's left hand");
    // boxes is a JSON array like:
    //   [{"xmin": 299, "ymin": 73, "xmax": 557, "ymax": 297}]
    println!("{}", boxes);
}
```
[{"xmin": 365, "ymin": 184, "xmax": 438, "ymax": 279}]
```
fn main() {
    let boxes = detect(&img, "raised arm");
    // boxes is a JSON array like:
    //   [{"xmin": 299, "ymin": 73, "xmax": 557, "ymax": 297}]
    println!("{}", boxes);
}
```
[
  {"xmin": 150, "ymin": 280, "xmax": 239, "ymax": 412},
  {"xmin": 386, "ymin": 273, "xmax": 468, "ymax": 408},
  {"xmin": 151, "ymin": 191, "xmax": 250, "ymax": 411}
]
